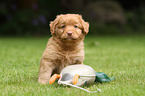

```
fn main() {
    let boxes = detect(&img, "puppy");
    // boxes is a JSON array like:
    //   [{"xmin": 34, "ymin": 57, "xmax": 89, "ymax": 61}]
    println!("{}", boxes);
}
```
[{"xmin": 38, "ymin": 14, "xmax": 89, "ymax": 84}]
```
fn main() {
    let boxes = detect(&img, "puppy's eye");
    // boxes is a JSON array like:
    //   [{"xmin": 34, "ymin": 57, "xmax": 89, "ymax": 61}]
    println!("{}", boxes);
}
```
[
  {"xmin": 62, "ymin": 25, "xmax": 66, "ymax": 28},
  {"xmin": 74, "ymin": 25, "xmax": 77, "ymax": 28}
]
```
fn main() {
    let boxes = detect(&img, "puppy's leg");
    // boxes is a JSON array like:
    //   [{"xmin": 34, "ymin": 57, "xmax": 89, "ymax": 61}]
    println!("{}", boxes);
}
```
[{"xmin": 38, "ymin": 60, "xmax": 54, "ymax": 84}]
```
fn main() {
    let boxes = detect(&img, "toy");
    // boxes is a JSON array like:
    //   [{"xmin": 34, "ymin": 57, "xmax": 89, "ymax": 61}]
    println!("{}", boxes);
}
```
[{"xmin": 49, "ymin": 64, "xmax": 115, "ymax": 93}]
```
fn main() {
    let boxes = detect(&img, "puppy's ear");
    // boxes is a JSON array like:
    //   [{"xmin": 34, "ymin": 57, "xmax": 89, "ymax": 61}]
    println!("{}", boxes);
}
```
[
  {"xmin": 49, "ymin": 15, "xmax": 60, "ymax": 35},
  {"xmin": 79, "ymin": 15, "xmax": 89, "ymax": 35}
]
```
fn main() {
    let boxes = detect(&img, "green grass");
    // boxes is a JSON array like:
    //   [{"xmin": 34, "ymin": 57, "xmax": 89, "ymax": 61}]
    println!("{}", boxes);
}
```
[{"xmin": 0, "ymin": 35, "xmax": 145, "ymax": 96}]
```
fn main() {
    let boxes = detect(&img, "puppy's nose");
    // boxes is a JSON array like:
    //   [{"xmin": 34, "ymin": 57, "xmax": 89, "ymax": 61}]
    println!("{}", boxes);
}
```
[{"xmin": 67, "ymin": 31, "xmax": 73, "ymax": 36}]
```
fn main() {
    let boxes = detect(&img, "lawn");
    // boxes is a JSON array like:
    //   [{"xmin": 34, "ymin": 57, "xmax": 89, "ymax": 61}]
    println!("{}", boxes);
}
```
[{"xmin": 0, "ymin": 35, "xmax": 145, "ymax": 96}]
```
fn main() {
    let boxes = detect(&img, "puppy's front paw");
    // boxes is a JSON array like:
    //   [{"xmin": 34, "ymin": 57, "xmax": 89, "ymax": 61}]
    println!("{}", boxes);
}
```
[{"xmin": 38, "ymin": 78, "xmax": 48, "ymax": 85}]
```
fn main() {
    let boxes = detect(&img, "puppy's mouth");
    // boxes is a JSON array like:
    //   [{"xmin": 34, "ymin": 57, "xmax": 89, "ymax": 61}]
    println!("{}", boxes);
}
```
[{"xmin": 63, "ymin": 37, "xmax": 77, "ymax": 41}]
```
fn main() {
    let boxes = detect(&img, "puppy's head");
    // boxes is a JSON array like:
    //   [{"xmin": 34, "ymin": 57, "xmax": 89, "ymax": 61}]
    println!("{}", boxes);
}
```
[{"xmin": 49, "ymin": 14, "xmax": 89, "ymax": 41}]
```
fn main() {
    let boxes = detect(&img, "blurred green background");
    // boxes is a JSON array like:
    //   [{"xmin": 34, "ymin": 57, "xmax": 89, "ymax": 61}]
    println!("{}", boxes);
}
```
[{"xmin": 0, "ymin": 0, "xmax": 145, "ymax": 36}]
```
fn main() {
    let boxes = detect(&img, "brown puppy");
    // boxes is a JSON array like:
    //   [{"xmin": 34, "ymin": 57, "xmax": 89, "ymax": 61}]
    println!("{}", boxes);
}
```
[{"xmin": 38, "ymin": 14, "xmax": 89, "ymax": 84}]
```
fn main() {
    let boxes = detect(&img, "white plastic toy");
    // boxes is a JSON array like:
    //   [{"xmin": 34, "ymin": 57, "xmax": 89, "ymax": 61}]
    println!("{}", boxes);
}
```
[
  {"xmin": 49, "ymin": 64, "xmax": 100, "ymax": 93},
  {"xmin": 49, "ymin": 64, "xmax": 115, "ymax": 93}
]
